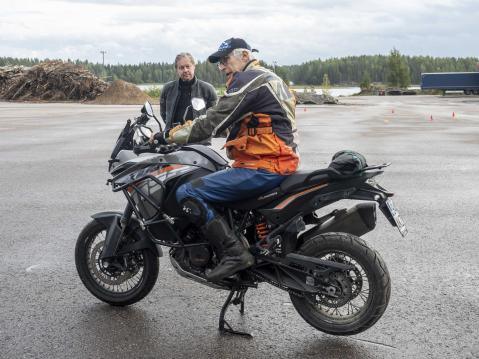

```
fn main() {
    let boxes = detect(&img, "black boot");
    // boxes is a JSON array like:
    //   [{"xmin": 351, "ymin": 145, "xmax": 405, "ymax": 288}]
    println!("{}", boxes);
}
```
[{"xmin": 202, "ymin": 217, "xmax": 254, "ymax": 281}]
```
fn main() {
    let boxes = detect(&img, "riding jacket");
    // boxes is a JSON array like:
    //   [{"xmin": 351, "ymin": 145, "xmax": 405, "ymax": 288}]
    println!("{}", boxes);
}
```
[{"xmin": 168, "ymin": 60, "xmax": 299, "ymax": 175}]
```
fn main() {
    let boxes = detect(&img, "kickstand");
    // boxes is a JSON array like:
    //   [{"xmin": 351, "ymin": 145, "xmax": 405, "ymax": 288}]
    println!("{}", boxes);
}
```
[{"xmin": 218, "ymin": 288, "xmax": 252, "ymax": 338}]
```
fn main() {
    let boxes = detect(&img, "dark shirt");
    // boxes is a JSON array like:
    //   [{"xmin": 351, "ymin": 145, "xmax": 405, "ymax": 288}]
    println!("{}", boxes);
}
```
[
  {"xmin": 160, "ymin": 76, "xmax": 217, "ymax": 132},
  {"xmin": 172, "ymin": 78, "xmax": 194, "ymax": 126}
]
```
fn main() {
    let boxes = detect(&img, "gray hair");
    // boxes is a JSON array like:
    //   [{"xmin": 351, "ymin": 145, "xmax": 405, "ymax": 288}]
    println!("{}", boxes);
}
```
[
  {"xmin": 231, "ymin": 48, "xmax": 255, "ymax": 61},
  {"xmin": 174, "ymin": 52, "xmax": 196, "ymax": 68}
]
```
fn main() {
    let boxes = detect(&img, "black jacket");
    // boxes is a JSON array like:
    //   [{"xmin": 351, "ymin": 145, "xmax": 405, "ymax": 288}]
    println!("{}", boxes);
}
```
[{"xmin": 160, "ymin": 77, "xmax": 217, "ymax": 131}]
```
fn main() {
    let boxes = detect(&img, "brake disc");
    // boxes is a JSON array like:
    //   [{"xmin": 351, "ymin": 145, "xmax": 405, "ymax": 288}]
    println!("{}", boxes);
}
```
[
  {"xmin": 317, "ymin": 272, "xmax": 353, "ymax": 308},
  {"xmin": 89, "ymin": 241, "xmax": 137, "ymax": 286},
  {"xmin": 329, "ymin": 253, "xmax": 363, "ymax": 299}
]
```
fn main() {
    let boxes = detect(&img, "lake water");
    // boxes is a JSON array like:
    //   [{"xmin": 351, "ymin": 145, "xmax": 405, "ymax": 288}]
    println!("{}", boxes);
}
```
[
  {"xmin": 137, "ymin": 83, "xmax": 164, "ymax": 91},
  {"xmin": 137, "ymin": 83, "xmax": 362, "ymax": 97},
  {"xmin": 293, "ymin": 87, "xmax": 361, "ymax": 96}
]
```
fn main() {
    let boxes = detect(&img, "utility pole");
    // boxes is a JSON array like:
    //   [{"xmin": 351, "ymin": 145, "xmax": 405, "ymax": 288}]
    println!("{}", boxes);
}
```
[
  {"xmin": 272, "ymin": 61, "xmax": 277, "ymax": 73},
  {"xmin": 100, "ymin": 50, "xmax": 106, "ymax": 66}
]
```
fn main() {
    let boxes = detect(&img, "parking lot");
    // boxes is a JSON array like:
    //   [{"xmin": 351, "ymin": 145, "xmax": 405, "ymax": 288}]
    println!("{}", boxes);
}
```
[{"xmin": 0, "ymin": 95, "xmax": 478, "ymax": 358}]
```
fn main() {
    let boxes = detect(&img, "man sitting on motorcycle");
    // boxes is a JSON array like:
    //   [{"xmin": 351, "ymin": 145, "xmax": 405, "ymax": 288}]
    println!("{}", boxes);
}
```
[{"xmin": 157, "ymin": 38, "xmax": 299, "ymax": 281}]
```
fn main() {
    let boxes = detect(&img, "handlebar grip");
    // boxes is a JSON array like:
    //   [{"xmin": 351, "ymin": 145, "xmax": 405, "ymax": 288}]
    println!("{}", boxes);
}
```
[{"xmin": 133, "ymin": 144, "xmax": 155, "ymax": 155}]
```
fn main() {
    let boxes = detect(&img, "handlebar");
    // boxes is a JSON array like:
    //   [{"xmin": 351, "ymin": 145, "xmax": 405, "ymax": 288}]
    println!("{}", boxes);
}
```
[
  {"xmin": 133, "ymin": 143, "xmax": 180, "ymax": 155},
  {"xmin": 133, "ymin": 143, "xmax": 155, "ymax": 155}
]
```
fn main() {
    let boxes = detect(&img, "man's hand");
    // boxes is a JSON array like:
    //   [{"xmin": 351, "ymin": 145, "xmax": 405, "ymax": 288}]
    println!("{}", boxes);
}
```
[{"xmin": 168, "ymin": 120, "xmax": 194, "ymax": 144}]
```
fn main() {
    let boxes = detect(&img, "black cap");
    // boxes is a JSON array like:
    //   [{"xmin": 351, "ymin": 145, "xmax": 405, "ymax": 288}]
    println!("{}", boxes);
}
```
[{"xmin": 208, "ymin": 38, "xmax": 258, "ymax": 63}]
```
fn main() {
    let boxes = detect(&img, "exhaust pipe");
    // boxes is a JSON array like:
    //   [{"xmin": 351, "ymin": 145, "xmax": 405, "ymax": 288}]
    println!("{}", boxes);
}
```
[
  {"xmin": 303, "ymin": 203, "xmax": 377, "ymax": 239},
  {"xmin": 169, "ymin": 256, "xmax": 230, "ymax": 290}
]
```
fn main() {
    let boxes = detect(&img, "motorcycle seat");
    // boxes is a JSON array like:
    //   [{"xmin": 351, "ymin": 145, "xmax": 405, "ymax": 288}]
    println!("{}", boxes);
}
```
[
  {"xmin": 221, "ymin": 169, "xmax": 337, "ymax": 210},
  {"xmin": 280, "ymin": 168, "xmax": 342, "ymax": 193},
  {"xmin": 220, "ymin": 168, "xmax": 357, "ymax": 211}
]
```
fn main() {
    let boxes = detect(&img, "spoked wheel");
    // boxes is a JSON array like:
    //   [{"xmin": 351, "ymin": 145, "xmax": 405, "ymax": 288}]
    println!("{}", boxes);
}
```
[
  {"xmin": 290, "ymin": 233, "xmax": 390, "ymax": 335},
  {"xmin": 75, "ymin": 220, "xmax": 159, "ymax": 306}
]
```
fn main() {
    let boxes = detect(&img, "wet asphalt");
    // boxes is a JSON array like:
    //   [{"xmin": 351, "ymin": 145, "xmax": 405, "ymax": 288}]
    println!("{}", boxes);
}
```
[{"xmin": 0, "ymin": 96, "xmax": 478, "ymax": 359}]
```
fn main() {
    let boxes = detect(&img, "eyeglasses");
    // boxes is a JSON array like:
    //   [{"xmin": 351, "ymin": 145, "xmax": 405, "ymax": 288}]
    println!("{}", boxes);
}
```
[{"xmin": 217, "ymin": 55, "xmax": 230, "ymax": 68}]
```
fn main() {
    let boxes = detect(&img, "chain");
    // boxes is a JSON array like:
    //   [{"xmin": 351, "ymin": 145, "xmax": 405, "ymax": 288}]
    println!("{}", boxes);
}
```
[{"xmin": 252, "ymin": 271, "xmax": 304, "ymax": 298}]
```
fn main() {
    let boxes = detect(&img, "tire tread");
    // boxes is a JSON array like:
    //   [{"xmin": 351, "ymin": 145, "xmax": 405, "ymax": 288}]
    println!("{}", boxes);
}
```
[
  {"xmin": 290, "ymin": 232, "xmax": 391, "ymax": 335},
  {"xmin": 75, "ymin": 220, "xmax": 159, "ymax": 306}
]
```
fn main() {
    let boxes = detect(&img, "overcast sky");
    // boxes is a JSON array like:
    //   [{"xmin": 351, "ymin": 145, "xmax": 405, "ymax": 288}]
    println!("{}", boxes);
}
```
[{"xmin": 1, "ymin": 0, "xmax": 478, "ymax": 65}]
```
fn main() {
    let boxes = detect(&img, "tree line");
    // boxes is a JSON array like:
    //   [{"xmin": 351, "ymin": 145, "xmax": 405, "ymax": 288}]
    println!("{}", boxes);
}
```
[{"xmin": 1, "ymin": 51, "xmax": 477, "ymax": 87}]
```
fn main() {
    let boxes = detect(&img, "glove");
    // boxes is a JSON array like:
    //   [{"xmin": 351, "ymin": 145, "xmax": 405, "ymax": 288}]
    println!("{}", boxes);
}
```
[{"xmin": 168, "ymin": 120, "xmax": 194, "ymax": 144}]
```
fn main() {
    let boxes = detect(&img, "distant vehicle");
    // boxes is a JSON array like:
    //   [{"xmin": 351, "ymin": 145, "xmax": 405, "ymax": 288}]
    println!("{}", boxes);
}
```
[{"xmin": 421, "ymin": 72, "xmax": 479, "ymax": 95}]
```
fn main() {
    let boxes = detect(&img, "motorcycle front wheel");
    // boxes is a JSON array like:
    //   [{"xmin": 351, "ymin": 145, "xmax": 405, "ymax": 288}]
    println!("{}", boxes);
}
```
[
  {"xmin": 290, "ymin": 232, "xmax": 391, "ymax": 335},
  {"xmin": 75, "ymin": 219, "xmax": 159, "ymax": 306}
]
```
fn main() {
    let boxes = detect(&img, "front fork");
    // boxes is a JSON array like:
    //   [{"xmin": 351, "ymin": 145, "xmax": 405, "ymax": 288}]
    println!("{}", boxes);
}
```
[{"xmin": 99, "ymin": 203, "xmax": 133, "ymax": 260}]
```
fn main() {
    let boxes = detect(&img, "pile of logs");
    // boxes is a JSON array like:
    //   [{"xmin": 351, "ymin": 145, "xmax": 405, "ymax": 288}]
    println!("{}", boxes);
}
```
[{"xmin": 0, "ymin": 61, "xmax": 108, "ymax": 101}]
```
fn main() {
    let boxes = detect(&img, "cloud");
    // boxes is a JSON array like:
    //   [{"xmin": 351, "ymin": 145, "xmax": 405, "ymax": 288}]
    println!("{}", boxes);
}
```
[{"xmin": 0, "ymin": 0, "xmax": 477, "ymax": 64}]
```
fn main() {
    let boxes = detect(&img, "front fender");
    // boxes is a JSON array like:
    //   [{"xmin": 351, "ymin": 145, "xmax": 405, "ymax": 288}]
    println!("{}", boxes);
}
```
[{"xmin": 91, "ymin": 211, "xmax": 163, "ymax": 258}]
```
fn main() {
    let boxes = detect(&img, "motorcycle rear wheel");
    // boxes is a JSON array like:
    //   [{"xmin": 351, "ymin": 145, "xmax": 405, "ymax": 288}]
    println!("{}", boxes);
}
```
[
  {"xmin": 290, "ymin": 232, "xmax": 390, "ymax": 335},
  {"xmin": 75, "ymin": 220, "xmax": 159, "ymax": 306}
]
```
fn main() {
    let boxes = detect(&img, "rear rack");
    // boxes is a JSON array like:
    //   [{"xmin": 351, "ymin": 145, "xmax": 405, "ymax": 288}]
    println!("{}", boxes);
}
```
[{"xmin": 362, "ymin": 162, "xmax": 391, "ymax": 171}]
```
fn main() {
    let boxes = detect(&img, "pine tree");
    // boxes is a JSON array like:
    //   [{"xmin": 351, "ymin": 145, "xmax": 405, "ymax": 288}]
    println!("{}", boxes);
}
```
[
  {"xmin": 387, "ymin": 48, "xmax": 410, "ymax": 88},
  {"xmin": 360, "ymin": 72, "xmax": 371, "ymax": 90},
  {"xmin": 322, "ymin": 73, "xmax": 331, "ymax": 95}
]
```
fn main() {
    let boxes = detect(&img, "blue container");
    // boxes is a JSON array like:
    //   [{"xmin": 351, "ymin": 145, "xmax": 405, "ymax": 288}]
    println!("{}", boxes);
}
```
[{"xmin": 421, "ymin": 72, "xmax": 479, "ymax": 93}]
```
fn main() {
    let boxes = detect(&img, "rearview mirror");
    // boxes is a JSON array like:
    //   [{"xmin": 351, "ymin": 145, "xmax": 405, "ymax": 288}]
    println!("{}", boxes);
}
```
[
  {"xmin": 141, "ymin": 101, "xmax": 154, "ymax": 117},
  {"xmin": 191, "ymin": 97, "xmax": 206, "ymax": 111}
]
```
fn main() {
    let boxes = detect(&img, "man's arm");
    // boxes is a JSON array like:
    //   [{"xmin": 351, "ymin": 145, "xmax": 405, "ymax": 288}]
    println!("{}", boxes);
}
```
[
  {"xmin": 168, "ymin": 89, "xmax": 247, "ymax": 144},
  {"xmin": 168, "ymin": 72, "xmax": 267, "ymax": 144}
]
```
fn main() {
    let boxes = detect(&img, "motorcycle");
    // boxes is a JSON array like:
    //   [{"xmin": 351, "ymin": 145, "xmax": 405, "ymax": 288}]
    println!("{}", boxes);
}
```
[{"xmin": 75, "ymin": 102, "xmax": 408, "ymax": 337}]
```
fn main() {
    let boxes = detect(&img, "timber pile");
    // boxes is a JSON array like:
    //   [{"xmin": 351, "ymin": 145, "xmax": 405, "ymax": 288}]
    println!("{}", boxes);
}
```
[
  {"xmin": 293, "ymin": 91, "xmax": 338, "ymax": 105},
  {"xmin": 91, "ymin": 80, "xmax": 153, "ymax": 105},
  {"xmin": 0, "ymin": 61, "xmax": 108, "ymax": 101}
]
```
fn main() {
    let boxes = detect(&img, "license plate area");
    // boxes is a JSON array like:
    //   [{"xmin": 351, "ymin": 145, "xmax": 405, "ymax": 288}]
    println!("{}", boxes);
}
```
[{"xmin": 385, "ymin": 198, "xmax": 408, "ymax": 237}]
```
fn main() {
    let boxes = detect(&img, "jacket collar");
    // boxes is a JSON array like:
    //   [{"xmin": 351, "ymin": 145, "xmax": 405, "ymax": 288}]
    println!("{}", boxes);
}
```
[
  {"xmin": 242, "ymin": 59, "xmax": 260, "ymax": 72},
  {"xmin": 178, "ymin": 76, "xmax": 197, "ymax": 87}
]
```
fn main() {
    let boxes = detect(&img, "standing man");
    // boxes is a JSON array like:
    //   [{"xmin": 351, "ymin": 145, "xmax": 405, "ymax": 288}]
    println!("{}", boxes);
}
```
[
  {"xmin": 160, "ymin": 52, "xmax": 217, "ymax": 134},
  {"xmin": 159, "ymin": 38, "xmax": 299, "ymax": 281}
]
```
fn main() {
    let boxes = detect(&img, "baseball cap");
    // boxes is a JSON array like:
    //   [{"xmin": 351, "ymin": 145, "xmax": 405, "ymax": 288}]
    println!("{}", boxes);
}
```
[{"xmin": 208, "ymin": 38, "xmax": 258, "ymax": 63}]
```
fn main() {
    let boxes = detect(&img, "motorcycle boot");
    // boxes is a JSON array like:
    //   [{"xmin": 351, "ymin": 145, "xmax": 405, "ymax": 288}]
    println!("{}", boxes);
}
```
[{"xmin": 202, "ymin": 216, "xmax": 254, "ymax": 282}]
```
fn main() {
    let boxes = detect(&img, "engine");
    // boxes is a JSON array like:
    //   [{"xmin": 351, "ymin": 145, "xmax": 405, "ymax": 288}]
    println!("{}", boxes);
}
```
[{"xmin": 173, "ymin": 228, "xmax": 212, "ymax": 272}]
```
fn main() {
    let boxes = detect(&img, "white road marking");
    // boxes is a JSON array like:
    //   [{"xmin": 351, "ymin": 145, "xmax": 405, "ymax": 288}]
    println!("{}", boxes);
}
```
[{"xmin": 25, "ymin": 264, "xmax": 41, "ymax": 272}]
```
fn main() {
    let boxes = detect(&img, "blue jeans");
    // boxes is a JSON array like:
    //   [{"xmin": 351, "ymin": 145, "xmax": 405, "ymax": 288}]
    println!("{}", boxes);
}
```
[{"xmin": 176, "ymin": 168, "xmax": 286, "ymax": 224}]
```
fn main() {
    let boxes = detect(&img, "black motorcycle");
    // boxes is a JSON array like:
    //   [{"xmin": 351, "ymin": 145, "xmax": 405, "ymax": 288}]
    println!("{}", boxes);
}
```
[{"xmin": 75, "ymin": 102, "xmax": 407, "ymax": 337}]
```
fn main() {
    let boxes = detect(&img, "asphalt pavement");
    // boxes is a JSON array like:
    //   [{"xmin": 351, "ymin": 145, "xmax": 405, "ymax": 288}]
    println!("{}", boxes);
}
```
[{"xmin": 0, "ymin": 96, "xmax": 478, "ymax": 359}]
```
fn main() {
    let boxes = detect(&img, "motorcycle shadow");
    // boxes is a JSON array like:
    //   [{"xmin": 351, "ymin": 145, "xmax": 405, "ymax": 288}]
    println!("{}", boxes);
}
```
[
  {"xmin": 292, "ymin": 336, "xmax": 398, "ymax": 359},
  {"xmin": 73, "ymin": 302, "xmax": 398, "ymax": 358}
]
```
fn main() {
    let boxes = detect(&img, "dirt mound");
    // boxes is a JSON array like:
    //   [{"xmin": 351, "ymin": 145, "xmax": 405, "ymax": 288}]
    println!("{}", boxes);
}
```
[
  {"xmin": 293, "ymin": 90, "xmax": 338, "ymax": 105},
  {"xmin": 0, "ymin": 60, "xmax": 108, "ymax": 101},
  {"xmin": 91, "ymin": 80, "xmax": 153, "ymax": 105}
]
